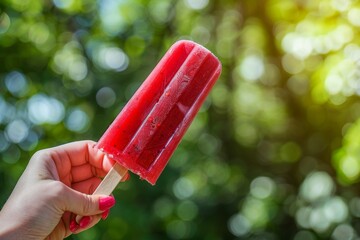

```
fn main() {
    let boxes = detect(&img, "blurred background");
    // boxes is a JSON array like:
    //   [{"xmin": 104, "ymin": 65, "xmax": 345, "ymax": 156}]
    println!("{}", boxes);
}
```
[{"xmin": 1, "ymin": 0, "xmax": 360, "ymax": 239}]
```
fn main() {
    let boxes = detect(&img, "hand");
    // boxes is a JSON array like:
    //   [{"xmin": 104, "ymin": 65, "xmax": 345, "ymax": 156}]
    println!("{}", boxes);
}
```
[{"xmin": 0, "ymin": 140, "xmax": 125, "ymax": 239}]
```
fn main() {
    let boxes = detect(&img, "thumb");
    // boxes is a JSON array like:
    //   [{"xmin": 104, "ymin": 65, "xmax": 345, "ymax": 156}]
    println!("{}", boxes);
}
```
[{"xmin": 61, "ymin": 186, "xmax": 115, "ymax": 216}]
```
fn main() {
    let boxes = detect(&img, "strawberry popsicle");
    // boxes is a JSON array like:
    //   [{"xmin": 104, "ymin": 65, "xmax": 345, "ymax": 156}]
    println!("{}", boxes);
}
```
[{"xmin": 96, "ymin": 40, "xmax": 221, "ymax": 192}]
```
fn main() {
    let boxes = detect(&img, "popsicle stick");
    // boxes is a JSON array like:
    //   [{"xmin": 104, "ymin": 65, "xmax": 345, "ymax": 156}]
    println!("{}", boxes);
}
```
[
  {"xmin": 75, "ymin": 163, "xmax": 128, "ymax": 223},
  {"xmin": 93, "ymin": 163, "xmax": 128, "ymax": 195}
]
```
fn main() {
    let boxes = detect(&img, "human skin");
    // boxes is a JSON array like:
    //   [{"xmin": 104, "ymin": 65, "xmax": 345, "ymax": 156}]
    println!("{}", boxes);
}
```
[{"xmin": 0, "ymin": 140, "xmax": 126, "ymax": 239}]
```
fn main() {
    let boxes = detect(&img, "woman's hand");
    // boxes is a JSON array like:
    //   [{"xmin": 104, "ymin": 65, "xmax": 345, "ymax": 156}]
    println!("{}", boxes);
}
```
[{"xmin": 0, "ymin": 140, "xmax": 124, "ymax": 239}]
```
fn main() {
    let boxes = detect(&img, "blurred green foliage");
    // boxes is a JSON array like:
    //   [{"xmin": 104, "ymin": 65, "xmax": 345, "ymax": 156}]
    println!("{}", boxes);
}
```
[{"xmin": 2, "ymin": 0, "xmax": 360, "ymax": 239}]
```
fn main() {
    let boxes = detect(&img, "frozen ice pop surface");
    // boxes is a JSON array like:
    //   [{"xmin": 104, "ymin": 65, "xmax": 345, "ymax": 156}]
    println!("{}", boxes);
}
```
[{"xmin": 97, "ymin": 40, "xmax": 222, "ymax": 185}]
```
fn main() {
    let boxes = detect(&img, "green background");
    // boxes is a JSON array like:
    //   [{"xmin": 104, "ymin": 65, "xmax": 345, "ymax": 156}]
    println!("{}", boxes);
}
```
[{"xmin": 1, "ymin": 0, "xmax": 360, "ymax": 239}]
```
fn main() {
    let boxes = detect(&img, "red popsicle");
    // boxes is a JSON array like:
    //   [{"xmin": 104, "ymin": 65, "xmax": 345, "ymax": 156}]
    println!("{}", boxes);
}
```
[{"xmin": 95, "ymin": 40, "xmax": 221, "ymax": 194}]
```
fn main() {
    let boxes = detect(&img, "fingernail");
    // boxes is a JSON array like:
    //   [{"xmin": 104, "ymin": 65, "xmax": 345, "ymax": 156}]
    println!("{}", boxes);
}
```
[
  {"xmin": 101, "ymin": 209, "xmax": 110, "ymax": 220},
  {"xmin": 79, "ymin": 216, "xmax": 91, "ymax": 229},
  {"xmin": 69, "ymin": 219, "xmax": 79, "ymax": 232},
  {"xmin": 99, "ymin": 196, "xmax": 115, "ymax": 211}
]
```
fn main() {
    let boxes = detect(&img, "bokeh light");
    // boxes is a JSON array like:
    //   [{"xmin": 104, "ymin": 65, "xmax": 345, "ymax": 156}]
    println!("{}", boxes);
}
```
[
  {"xmin": 53, "ymin": 0, "xmax": 74, "ymax": 10},
  {"xmin": 52, "ymin": 41, "xmax": 88, "ymax": 81},
  {"xmin": 27, "ymin": 94, "xmax": 65, "ymax": 125},
  {"xmin": 250, "ymin": 176, "xmax": 276, "ymax": 199},
  {"xmin": 65, "ymin": 107, "xmax": 91, "ymax": 133},
  {"xmin": 99, "ymin": 0, "xmax": 142, "ymax": 36},
  {"xmin": 300, "ymin": 171, "xmax": 334, "ymax": 202},
  {"xmin": 332, "ymin": 224, "xmax": 357, "ymax": 240},
  {"xmin": 149, "ymin": 0, "xmax": 172, "ymax": 24},
  {"xmin": 173, "ymin": 177, "xmax": 194, "ymax": 200},
  {"xmin": 0, "ymin": 12, "xmax": 11, "ymax": 34},
  {"xmin": 184, "ymin": 0, "xmax": 209, "ymax": 10},
  {"xmin": 5, "ymin": 71, "xmax": 28, "ymax": 97},
  {"xmin": 0, "ymin": 132, "xmax": 10, "ymax": 152},
  {"xmin": 96, "ymin": 87, "xmax": 117, "ymax": 108},
  {"xmin": 228, "ymin": 213, "xmax": 251, "ymax": 237},
  {"xmin": 5, "ymin": 119, "xmax": 29, "ymax": 143},
  {"xmin": 348, "ymin": 8, "xmax": 360, "ymax": 26},
  {"xmin": 334, "ymin": 119, "xmax": 360, "ymax": 184},
  {"xmin": 176, "ymin": 200, "xmax": 198, "ymax": 221},
  {"xmin": 239, "ymin": 55, "xmax": 265, "ymax": 82},
  {"xmin": 97, "ymin": 47, "xmax": 129, "ymax": 71}
]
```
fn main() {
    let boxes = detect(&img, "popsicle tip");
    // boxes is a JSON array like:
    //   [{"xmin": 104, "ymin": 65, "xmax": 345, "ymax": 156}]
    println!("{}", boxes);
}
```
[
  {"xmin": 174, "ymin": 39, "xmax": 222, "ymax": 68},
  {"xmin": 173, "ymin": 39, "xmax": 213, "ymax": 53}
]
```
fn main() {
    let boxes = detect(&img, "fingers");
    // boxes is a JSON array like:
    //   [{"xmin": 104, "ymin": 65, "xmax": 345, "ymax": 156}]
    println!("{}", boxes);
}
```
[
  {"xmin": 49, "ymin": 140, "xmax": 116, "ymax": 177},
  {"xmin": 71, "ymin": 164, "xmax": 94, "ymax": 182},
  {"xmin": 88, "ymin": 143, "xmax": 116, "ymax": 172},
  {"xmin": 71, "ymin": 164, "xmax": 107, "ymax": 183},
  {"xmin": 71, "ymin": 193, "xmax": 115, "ymax": 229},
  {"xmin": 49, "ymin": 140, "xmax": 97, "ymax": 166},
  {"xmin": 60, "ymin": 185, "xmax": 114, "ymax": 214},
  {"xmin": 72, "ymin": 177, "xmax": 102, "ymax": 194},
  {"xmin": 59, "ymin": 186, "xmax": 116, "ymax": 234},
  {"xmin": 70, "ymin": 168, "xmax": 130, "ymax": 195},
  {"xmin": 69, "ymin": 212, "xmax": 105, "ymax": 234},
  {"xmin": 65, "ymin": 191, "xmax": 116, "ymax": 234}
]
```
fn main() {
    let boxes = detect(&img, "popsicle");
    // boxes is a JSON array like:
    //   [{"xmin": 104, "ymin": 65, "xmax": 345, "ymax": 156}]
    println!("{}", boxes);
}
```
[{"xmin": 94, "ymin": 40, "xmax": 221, "ymax": 194}]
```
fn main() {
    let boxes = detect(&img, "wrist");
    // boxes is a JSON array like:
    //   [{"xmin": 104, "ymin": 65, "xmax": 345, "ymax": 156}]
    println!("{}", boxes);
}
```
[{"xmin": 0, "ymin": 211, "xmax": 21, "ymax": 240}]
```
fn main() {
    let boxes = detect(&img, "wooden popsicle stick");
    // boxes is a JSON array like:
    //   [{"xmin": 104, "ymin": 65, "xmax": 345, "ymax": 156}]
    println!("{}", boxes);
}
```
[
  {"xmin": 93, "ymin": 163, "xmax": 128, "ymax": 195},
  {"xmin": 75, "ymin": 163, "xmax": 128, "ymax": 223}
]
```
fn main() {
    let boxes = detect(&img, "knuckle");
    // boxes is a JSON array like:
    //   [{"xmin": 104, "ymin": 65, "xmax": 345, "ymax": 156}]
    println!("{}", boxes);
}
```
[
  {"xmin": 82, "ymin": 194, "xmax": 93, "ymax": 213},
  {"xmin": 38, "ymin": 182, "xmax": 68, "ymax": 209},
  {"xmin": 30, "ymin": 149, "xmax": 46, "ymax": 162},
  {"xmin": 49, "ymin": 182, "xmax": 66, "ymax": 199}
]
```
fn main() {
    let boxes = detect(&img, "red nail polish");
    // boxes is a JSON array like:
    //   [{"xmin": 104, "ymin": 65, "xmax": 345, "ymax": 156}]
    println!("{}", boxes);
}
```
[
  {"xmin": 79, "ymin": 216, "xmax": 91, "ymax": 229},
  {"xmin": 99, "ymin": 196, "xmax": 116, "ymax": 211},
  {"xmin": 69, "ymin": 219, "xmax": 79, "ymax": 232},
  {"xmin": 102, "ymin": 209, "xmax": 110, "ymax": 220}
]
